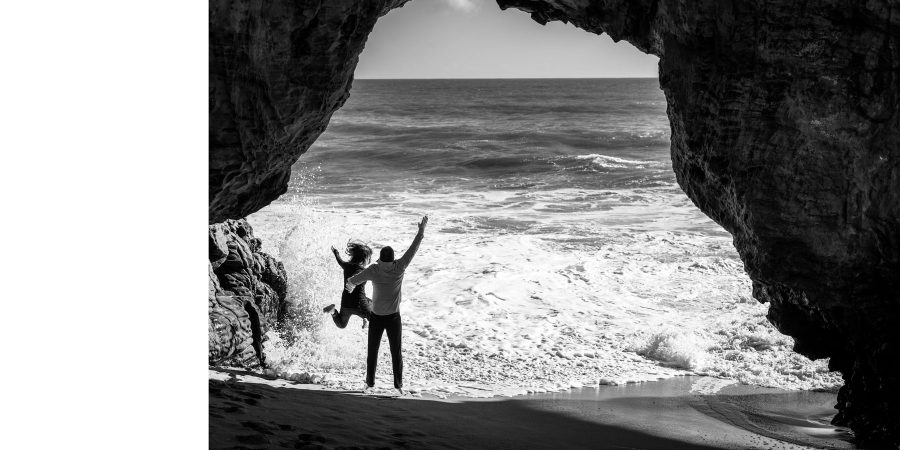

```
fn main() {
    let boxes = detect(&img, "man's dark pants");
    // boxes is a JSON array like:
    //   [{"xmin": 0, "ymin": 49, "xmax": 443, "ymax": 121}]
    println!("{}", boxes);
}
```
[{"xmin": 366, "ymin": 312, "xmax": 402, "ymax": 389}]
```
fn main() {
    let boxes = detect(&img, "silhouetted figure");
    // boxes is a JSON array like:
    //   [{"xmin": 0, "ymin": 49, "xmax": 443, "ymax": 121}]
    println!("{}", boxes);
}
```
[
  {"xmin": 324, "ymin": 241, "xmax": 373, "ymax": 329},
  {"xmin": 346, "ymin": 216, "xmax": 428, "ymax": 395}
]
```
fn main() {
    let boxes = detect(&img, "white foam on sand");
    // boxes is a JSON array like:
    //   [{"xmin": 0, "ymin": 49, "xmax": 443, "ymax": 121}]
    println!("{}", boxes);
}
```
[
  {"xmin": 246, "ymin": 188, "xmax": 842, "ymax": 398},
  {"xmin": 689, "ymin": 376, "xmax": 738, "ymax": 395}
]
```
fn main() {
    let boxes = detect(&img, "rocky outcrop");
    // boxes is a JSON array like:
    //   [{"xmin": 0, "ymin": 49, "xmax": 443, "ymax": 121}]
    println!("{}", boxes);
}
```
[
  {"xmin": 491, "ymin": 1, "xmax": 900, "ymax": 445},
  {"xmin": 209, "ymin": 219, "xmax": 287, "ymax": 367},
  {"xmin": 209, "ymin": 0, "xmax": 408, "ymax": 223},
  {"xmin": 209, "ymin": 0, "xmax": 899, "ymax": 445}
]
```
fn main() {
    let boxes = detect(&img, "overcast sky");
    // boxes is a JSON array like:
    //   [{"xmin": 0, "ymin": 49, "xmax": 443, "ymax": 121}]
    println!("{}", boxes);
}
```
[{"xmin": 355, "ymin": 0, "xmax": 659, "ymax": 79}]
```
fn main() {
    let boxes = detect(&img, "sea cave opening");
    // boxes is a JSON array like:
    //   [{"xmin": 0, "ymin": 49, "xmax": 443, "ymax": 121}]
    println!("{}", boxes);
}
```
[{"xmin": 243, "ymin": 0, "xmax": 841, "ymax": 398}]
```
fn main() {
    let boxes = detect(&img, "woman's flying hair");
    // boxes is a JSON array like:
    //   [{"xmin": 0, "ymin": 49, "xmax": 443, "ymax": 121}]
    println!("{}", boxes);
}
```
[{"xmin": 345, "ymin": 240, "xmax": 372, "ymax": 265}]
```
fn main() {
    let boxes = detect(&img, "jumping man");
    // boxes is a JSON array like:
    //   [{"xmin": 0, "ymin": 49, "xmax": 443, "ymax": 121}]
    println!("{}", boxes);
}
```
[{"xmin": 345, "ymin": 216, "xmax": 428, "ymax": 395}]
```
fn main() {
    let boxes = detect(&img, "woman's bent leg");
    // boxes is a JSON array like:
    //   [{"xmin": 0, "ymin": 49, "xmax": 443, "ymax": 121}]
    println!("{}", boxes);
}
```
[
  {"xmin": 357, "ymin": 298, "xmax": 372, "ymax": 329},
  {"xmin": 358, "ymin": 297, "xmax": 373, "ymax": 318},
  {"xmin": 331, "ymin": 309, "xmax": 351, "ymax": 329},
  {"xmin": 332, "ymin": 307, "xmax": 369, "ymax": 329},
  {"xmin": 345, "ymin": 307, "xmax": 366, "ymax": 320}
]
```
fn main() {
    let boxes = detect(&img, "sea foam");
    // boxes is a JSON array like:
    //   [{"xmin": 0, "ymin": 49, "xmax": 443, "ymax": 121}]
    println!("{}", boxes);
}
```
[
  {"xmin": 247, "ymin": 190, "xmax": 842, "ymax": 398},
  {"xmin": 633, "ymin": 329, "xmax": 709, "ymax": 370}
]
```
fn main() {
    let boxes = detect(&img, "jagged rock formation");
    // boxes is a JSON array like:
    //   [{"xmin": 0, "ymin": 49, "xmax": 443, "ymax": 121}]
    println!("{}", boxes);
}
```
[
  {"xmin": 209, "ymin": 0, "xmax": 409, "ymax": 223},
  {"xmin": 209, "ymin": 219, "xmax": 287, "ymax": 367},
  {"xmin": 209, "ymin": 0, "xmax": 899, "ymax": 445},
  {"xmin": 492, "ymin": 1, "xmax": 900, "ymax": 446}
]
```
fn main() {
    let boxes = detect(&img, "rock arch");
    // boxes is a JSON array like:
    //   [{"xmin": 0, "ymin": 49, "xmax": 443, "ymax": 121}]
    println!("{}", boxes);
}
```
[{"xmin": 209, "ymin": 1, "xmax": 899, "ymax": 445}]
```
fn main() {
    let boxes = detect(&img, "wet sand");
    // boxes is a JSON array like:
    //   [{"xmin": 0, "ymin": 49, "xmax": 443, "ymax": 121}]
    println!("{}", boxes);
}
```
[{"xmin": 209, "ymin": 369, "xmax": 852, "ymax": 449}]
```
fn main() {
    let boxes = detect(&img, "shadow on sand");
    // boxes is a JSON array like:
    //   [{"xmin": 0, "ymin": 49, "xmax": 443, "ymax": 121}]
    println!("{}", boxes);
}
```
[
  {"xmin": 210, "ymin": 382, "xmax": 718, "ymax": 449},
  {"xmin": 209, "ymin": 367, "xmax": 854, "ymax": 449}
]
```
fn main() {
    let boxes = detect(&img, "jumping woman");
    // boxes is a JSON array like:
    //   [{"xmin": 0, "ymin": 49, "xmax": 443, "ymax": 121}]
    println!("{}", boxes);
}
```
[{"xmin": 324, "ymin": 241, "xmax": 373, "ymax": 329}]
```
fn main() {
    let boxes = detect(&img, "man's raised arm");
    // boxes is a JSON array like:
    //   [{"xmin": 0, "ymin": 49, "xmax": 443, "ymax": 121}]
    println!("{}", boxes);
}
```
[{"xmin": 397, "ymin": 216, "xmax": 428, "ymax": 270}]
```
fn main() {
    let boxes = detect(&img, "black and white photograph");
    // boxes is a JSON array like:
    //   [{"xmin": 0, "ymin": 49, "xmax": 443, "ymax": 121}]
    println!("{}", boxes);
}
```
[
  {"xmin": 203, "ymin": 1, "xmax": 899, "ymax": 448},
  {"xmin": 4, "ymin": 0, "xmax": 898, "ymax": 448}
]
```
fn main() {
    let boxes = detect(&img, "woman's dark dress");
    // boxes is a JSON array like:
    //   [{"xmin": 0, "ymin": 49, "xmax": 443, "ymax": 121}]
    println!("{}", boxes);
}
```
[{"xmin": 333, "ymin": 259, "xmax": 372, "ymax": 328}]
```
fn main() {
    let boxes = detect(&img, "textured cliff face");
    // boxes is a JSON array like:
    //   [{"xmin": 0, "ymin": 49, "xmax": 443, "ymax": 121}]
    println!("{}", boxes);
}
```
[
  {"xmin": 209, "ymin": 0, "xmax": 899, "ymax": 445},
  {"xmin": 209, "ymin": 0, "xmax": 408, "ymax": 223},
  {"xmin": 209, "ymin": 219, "xmax": 287, "ymax": 367},
  {"xmin": 492, "ymin": 1, "xmax": 900, "ymax": 445}
]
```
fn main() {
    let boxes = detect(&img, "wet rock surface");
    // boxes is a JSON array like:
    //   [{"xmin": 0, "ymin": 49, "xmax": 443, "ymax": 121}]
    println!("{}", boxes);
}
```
[
  {"xmin": 208, "ymin": 219, "xmax": 287, "ymax": 367},
  {"xmin": 209, "ymin": 0, "xmax": 899, "ymax": 445}
]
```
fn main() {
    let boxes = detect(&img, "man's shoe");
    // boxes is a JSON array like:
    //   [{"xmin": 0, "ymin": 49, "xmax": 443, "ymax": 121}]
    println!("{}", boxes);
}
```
[
  {"xmin": 396, "ymin": 388, "xmax": 405, "ymax": 397},
  {"xmin": 363, "ymin": 384, "xmax": 374, "ymax": 394},
  {"xmin": 323, "ymin": 304, "xmax": 336, "ymax": 314}
]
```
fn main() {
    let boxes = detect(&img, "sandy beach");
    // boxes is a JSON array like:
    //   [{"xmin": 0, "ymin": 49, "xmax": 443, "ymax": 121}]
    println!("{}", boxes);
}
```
[{"xmin": 209, "ymin": 369, "xmax": 851, "ymax": 449}]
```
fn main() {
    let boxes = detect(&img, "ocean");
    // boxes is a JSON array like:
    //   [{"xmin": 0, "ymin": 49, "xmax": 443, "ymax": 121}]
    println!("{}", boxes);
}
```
[{"xmin": 248, "ymin": 78, "xmax": 840, "ymax": 397}]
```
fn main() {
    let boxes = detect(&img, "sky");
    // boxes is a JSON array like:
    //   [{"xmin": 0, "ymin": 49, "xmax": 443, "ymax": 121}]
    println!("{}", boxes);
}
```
[{"xmin": 355, "ymin": 0, "xmax": 659, "ymax": 79}]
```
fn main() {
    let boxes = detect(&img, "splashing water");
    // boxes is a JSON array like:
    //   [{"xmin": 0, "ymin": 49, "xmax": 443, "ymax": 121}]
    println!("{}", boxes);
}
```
[{"xmin": 247, "ymin": 169, "xmax": 840, "ymax": 397}]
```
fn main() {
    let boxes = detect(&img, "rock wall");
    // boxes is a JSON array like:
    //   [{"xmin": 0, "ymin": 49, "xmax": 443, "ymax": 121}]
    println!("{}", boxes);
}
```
[
  {"xmin": 209, "ymin": 219, "xmax": 287, "ymax": 367},
  {"xmin": 209, "ymin": 0, "xmax": 408, "ymax": 223},
  {"xmin": 493, "ymin": 1, "xmax": 900, "ymax": 445},
  {"xmin": 209, "ymin": 0, "xmax": 899, "ymax": 445}
]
